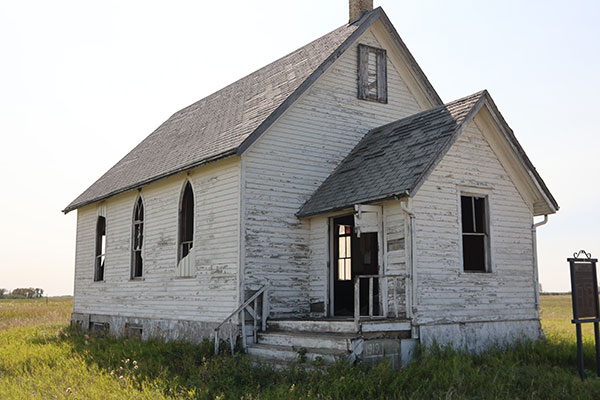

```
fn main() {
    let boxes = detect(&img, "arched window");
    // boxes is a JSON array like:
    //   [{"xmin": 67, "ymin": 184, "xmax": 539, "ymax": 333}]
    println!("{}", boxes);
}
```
[
  {"xmin": 94, "ymin": 216, "xmax": 106, "ymax": 281},
  {"xmin": 131, "ymin": 197, "xmax": 144, "ymax": 278},
  {"xmin": 179, "ymin": 182, "xmax": 194, "ymax": 262}
]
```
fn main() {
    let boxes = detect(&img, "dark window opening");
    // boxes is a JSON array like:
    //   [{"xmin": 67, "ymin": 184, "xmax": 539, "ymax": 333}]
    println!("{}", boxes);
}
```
[
  {"xmin": 179, "ymin": 182, "xmax": 194, "ymax": 261},
  {"xmin": 94, "ymin": 216, "xmax": 106, "ymax": 281},
  {"xmin": 131, "ymin": 197, "xmax": 144, "ymax": 278},
  {"xmin": 358, "ymin": 44, "xmax": 387, "ymax": 103},
  {"xmin": 461, "ymin": 196, "xmax": 488, "ymax": 272}
]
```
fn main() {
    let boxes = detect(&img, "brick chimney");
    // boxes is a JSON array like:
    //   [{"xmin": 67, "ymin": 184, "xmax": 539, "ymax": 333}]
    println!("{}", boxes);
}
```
[{"xmin": 349, "ymin": 0, "xmax": 373, "ymax": 23}]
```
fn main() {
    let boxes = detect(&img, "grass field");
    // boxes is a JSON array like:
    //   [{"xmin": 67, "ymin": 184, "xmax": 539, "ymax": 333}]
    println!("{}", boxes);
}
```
[{"xmin": 1, "ymin": 295, "xmax": 599, "ymax": 399}]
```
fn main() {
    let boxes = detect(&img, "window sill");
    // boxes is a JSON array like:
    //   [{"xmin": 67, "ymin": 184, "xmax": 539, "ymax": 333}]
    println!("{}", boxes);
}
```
[
  {"xmin": 92, "ymin": 280, "xmax": 105, "ymax": 283},
  {"xmin": 129, "ymin": 277, "xmax": 145, "ymax": 282},
  {"xmin": 173, "ymin": 276, "xmax": 196, "ymax": 280},
  {"xmin": 459, "ymin": 271, "xmax": 497, "ymax": 277}
]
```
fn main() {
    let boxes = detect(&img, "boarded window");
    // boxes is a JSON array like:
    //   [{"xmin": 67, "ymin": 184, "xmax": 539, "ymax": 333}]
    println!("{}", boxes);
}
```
[
  {"xmin": 358, "ymin": 44, "xmax": 387, "ymax": 103},
  {"xmin": 461, "ymin": 196, "xmax": 488, "ymax": 272},
  {"xmin": 179, "ymin": 182, "xmax": 194, "ymax": 261},
  {"xmin": 131, "ymin": 197, "xmax": 144, "ymax": 278},
  {"xmin": 94, "ymin": 216, "xmax": 106, "ymax": 281}
]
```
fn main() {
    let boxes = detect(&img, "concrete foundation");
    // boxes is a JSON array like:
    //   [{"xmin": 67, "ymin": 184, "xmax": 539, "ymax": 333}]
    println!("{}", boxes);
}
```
[
  {"xmin": 418, "ymin": 319, "xmax": 542, "ymax": 353},
  {"xmin": 71, "ymin": 312, "xmax": 221, "ymax": 343}
]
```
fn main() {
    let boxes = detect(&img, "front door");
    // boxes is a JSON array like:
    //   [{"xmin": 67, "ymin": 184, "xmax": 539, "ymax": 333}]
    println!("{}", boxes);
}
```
[{"xmin": 331, "ymin": 215, "xmax": 379, "ymax": 316}]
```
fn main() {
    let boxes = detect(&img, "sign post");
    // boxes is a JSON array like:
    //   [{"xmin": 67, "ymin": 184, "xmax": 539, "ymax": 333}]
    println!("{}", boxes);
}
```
[{"xmin": 568, "ymin": 250, "xmax": 600, "ymax": 380}]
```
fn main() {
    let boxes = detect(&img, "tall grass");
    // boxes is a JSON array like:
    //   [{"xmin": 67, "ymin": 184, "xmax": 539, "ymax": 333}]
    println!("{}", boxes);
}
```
[
  {"xmin": 0, "ymin": 295, "xmax": 599, "ymax": 399},
  {"xmin": 0, "ymin": 296, "xmax": 72, "ymax": 330}
]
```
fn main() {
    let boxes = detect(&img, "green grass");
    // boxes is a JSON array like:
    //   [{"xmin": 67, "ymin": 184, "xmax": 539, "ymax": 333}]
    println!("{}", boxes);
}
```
[{"xmin": 0, "ymin": 295, "xmax": 599, "ymax": 399}]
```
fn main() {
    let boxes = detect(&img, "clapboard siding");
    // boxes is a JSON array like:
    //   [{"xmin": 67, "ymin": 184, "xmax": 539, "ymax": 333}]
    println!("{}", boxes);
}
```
[
  {"xmin": 73, "ymin": 157, "xmax": 241, "ymax": 323},
  {"xmin": 243, "ymin": 27, "xmax": 424, "ymax": 316},
  {"xmin": 412, "ymin": 120, "xmax": 536, "ymax": 325}
]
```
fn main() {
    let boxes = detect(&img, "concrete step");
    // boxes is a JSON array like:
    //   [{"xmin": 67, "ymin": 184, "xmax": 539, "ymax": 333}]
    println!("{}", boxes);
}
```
[
  {"xmin": 247, "ymin": 343, "xmax": 349, "ymax": 365},
  {"xmin": 257, "ymin": 331, "xmax": 356, "ymax": 351},
  {"xmin": 268, "ymin": 319, "xmax": 356, "ymax": 333}
]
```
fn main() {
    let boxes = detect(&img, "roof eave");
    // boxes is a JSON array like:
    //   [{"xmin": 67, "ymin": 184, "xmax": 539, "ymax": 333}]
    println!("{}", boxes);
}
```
[{"xmin": 62, "ymin": 149, "xmax": 238, "ymax": 214}]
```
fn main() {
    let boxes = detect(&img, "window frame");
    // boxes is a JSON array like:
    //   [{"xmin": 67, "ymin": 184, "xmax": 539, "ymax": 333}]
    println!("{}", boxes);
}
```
[
  {"xmin": 357, "ymin": 44, "xmax": 388, "ymax": 103},
  {"xmin": 94, "ymin": 215, "xmax": 106, "ymax": 282},
  {"xmin": 458, "ymin": 191, "xmax": 493, "ymax": 273},
  {"xmin": 130, "ymin": 196, "xmax": 144, "ymax": 280},
  {"xmin": 178, "ymin": 181, "xmax": 195, "ymax": 264}
]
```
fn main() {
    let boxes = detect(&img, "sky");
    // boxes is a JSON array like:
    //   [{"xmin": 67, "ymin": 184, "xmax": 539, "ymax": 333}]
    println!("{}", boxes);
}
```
[{"xmin": 0, "ymin": 0, "xmax": 598, "ymax": 295}]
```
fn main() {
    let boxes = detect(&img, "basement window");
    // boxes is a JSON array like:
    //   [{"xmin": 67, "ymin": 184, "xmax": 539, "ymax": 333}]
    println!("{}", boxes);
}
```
[
  {"xmin": 125, "ymin": 323, "xmax": 143, "ymax": 339},
  {"xmin": 94, "ymin": 216, "xmax": 106, "ymax": 281},
  {"xmin": 461, "ymin": 195, "xmax": 489, "ymax": 272},
  {"xmin": 90, "ymin": 322, "xmax": 109, "ymax": 335},
  {"xmin": 358, "ymin": 44, "xmax": 387, "ymax": 103},
  {"xmin": 131, "ymin": 197, "xmax": 144, "ymax": 279},
  {"xmin": 179, "ymin": 182, "xmax": 194, "ymax": 261}
]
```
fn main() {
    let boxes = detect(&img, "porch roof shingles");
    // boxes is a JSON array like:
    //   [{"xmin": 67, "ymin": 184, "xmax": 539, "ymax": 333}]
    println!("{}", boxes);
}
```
[
  {"xmin": 63, "ymin": 21, "xmax": 362, "ymax": 213},
  {"xmin": 297, "ymin": 91, "xmax": 486, "ymax": 218}
]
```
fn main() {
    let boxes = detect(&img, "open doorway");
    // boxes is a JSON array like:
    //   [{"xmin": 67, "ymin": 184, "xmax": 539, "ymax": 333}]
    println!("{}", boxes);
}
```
[{"xmin": 331, "ymin": 215, "xmax": 379, "ymax": 316}]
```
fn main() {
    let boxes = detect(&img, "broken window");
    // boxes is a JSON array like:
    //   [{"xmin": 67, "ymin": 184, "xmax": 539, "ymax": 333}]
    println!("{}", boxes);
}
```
[
  {"xmin": 358, "ymin": 44, "xmax": 387, "ymax": 103},
  {"xmin": 461, "ymin": 195, "xmax": 489, "ymax": 272},
  {"xmin": 131, "ymin": 197, "xmax": 144, "ymax": 278},
  {"xmin": 337, "ymin": 225, "xmax": 352, "ymax": 281},
  {"xmin": 94, "ymin": 216, "xmax": 106, "ymax": 281},
  {"xmin": 179, "ymin": 182, "xmax": 194, "ymax": 261}
]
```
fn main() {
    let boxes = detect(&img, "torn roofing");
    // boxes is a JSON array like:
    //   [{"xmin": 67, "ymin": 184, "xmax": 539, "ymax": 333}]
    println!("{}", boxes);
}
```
[
  {"xmin": 297, "ymin": 90, "xmax": 558, "ymax": 218},
  {"xmin": 63, "ymin": 7, "xmax": 441, "ymax": 214}
]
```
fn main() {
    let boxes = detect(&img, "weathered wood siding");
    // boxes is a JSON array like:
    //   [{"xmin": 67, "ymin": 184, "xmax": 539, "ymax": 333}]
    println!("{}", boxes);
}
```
[
  {"xmin": 412, "ymin": 120, "xmax": 537, "ymax": 325},
  {"xmin": 242, "ymin": 27, "xmax": 424, "ymax": 316},
  {"xmin": 382, "ymin": 201, "xmax": 408, "ymax": 317},
  {"xmin": 73, "ymin": 157, "xmax": 241, "ymax": 324}
]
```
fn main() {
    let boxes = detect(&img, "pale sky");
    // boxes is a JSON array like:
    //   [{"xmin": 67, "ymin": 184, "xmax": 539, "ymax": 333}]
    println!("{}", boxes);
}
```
[{"xmin": 0, "ymin": 1, "xmax": 598, "ymax": 295}]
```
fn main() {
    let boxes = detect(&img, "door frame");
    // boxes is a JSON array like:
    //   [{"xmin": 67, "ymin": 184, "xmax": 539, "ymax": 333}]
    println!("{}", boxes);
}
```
[{"xmin": 327, "ymin": 205, "xmax": 384, "ymax": 317}]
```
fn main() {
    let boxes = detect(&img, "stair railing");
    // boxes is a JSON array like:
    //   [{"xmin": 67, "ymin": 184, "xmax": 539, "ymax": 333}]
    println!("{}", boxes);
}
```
[
  {"xmin": 354, "ymin": 274, "xmax": 406, "ymax": 332},
  {"xmin": 214, "ymin": 284, "xmax": 269, "ymax": 355}
]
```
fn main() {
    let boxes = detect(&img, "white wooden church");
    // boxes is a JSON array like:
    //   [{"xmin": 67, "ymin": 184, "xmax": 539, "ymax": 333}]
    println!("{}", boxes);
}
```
[{"xmin": 64, "ymin": 1, "xmax": 558, "ymax": 366}]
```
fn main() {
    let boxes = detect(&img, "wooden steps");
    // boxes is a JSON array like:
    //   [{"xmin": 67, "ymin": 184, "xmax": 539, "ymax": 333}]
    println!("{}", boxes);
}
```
[{"xmin": 246, "ymin": 318, "xmax": 412, "ymax": 367}]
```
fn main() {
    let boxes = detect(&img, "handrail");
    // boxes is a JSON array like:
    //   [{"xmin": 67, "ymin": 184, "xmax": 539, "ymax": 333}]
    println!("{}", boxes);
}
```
[
  {"xmin": 354, "ymin": 274, "xmax": 407, "ymax": 332},
  {"xmin": 214, "ymin": 284, "xmax": 269, "ymax": 355}
]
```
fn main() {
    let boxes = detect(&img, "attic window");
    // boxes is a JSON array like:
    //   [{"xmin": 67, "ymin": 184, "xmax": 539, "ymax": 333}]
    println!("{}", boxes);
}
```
[
  {"xmin": 94, "ymin": 216, "xmax": 106, "ymax": 281},
  {"xmin": 461, "ymin": 195, "xmax": 489, "ymax": 272},
  {"xmin": 131, "ymin": 197, "xmax": 144, "ymax": 279},
  {"xmin": 358, "ymin": 44, "xmax": 387, "ymax": 103}
]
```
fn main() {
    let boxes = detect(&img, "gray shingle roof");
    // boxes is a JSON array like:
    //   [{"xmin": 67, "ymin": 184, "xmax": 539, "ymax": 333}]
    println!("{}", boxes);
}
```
[
  {"xmin": 63, "ymin": 12, "xmax": 375, "ymax": 213},
  {"xmin": 63, "ymin": 7, "xmax": 446, "ymax": 213},
  {"xmin": 297, "ymin": 91, "xmax": 488, "ymax": 217},
  {"xmin": 298, "ymin": 89, "xmax": 559, "ymax": 217}
]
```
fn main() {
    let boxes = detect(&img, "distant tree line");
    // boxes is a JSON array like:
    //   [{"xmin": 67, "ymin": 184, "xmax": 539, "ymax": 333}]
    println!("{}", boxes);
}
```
[{"xmin": 0, "ymin": 288, "xmax": 44, "ymax": 299}]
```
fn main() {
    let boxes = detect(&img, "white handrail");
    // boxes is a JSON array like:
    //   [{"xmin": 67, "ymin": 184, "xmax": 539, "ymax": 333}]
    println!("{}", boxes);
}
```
[
  {"xmin": 354, "ymin": 274, "xmax": 406, "ymax": 332},
  {"xmin": 214, "ymin": 284, "xmax": 269, "ymax": 355}
]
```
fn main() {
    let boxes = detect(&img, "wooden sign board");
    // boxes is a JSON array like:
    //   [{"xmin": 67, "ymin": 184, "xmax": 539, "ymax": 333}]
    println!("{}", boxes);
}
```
[
  {"xmin": 567, "ymin": 253, "xmax": 600, "ymax": 381},
  {"xmin": 568, "ymin": 258, "xmax": 600, "ymax": 321},
  {"xmin": 572, "ymin": 262, "xmax": 598, "ymax": 318}
]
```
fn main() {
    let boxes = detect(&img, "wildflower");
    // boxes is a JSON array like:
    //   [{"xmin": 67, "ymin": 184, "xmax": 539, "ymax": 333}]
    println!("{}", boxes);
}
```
[
  {"xmin": 124, "ymin": 358, "xmax": 130, "ymax": 364},
  {"xmin": 132, "ymin": 360, "xmax": 137, "ymax": 366},
  {"xmin": 289, "ymin": 384, "xmax": 295, "ymax": 392},
  {"xmin": 66, "ymin": 387, "xmax": 72, "ymax": 393},
  {"xmin": 134, "ymin": 365, "xmax": 138, "ymax": 370},
  {"xmin": 119, "ymin": 375, "xmax": 124, "ymax": 379}
]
